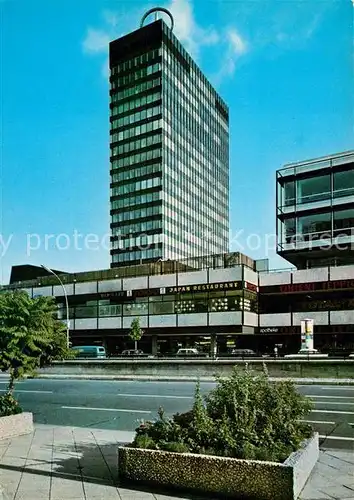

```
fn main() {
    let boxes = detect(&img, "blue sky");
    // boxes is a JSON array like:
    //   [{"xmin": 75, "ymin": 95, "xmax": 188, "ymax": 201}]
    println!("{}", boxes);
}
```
[{"xmin": 1, "ymin": 0, "xmax": 353, "ymax": 283}]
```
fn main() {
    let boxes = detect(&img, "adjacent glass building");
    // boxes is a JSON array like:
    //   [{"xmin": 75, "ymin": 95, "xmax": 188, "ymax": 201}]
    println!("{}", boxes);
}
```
[
  {"xmin": 277, "ymin": 150, "xmax": 354, "ymax": 268},
  {"xmin": 109, "ymin": 17, "xmax": 229, "ymax": 267}
]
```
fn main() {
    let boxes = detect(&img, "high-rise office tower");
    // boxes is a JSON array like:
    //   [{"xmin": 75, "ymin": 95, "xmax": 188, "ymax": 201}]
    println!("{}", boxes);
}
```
[{"xmin": 109, "ymin": 10, "xmax": 229, "ymax": 267}]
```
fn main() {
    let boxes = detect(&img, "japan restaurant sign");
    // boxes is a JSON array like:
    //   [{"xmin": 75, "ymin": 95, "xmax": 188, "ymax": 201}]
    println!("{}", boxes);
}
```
[{"xmin": 167, "ymin": 281, "xmax": 241, "ymax": 294}]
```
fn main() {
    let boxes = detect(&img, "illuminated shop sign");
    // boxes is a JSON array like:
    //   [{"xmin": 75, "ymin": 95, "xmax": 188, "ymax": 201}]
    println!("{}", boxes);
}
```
[
  {"xmin": 167, "ymin": 281, "xmax": 241, "ymax": 294},
  {"xmin": 246, "ymin": 282, "xmax": 258, "ymax": 292},
  {"xmin": 259, "ymin": 327, "xmax": 300, "ymax": 334},
  {"xmin": 99, "ymin": 291, "xmax": 127, "ymax": 299},
  {"xmin": 261, "ymin": 279, "xmax": 354, "ymax": 294}
]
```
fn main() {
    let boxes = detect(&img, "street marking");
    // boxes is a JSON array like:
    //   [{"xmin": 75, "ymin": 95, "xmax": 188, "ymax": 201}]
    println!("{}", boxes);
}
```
[
  {"xmin": 62, "ymin": 406, "xmax": 151, "ymax": 414},
  {"xmin": 319, "ymin": 435, "xmax": 354, "ymax": 442},
  {"xmin": 321, "ymin": 387, "xmax": 354, "ymax": 391},
  {"xmin": 0, "ymin": 390, "xmax": 53, "ymax": 394},
  {"xmin": 116, "ymin": 393, "xmax": 193, "ymax": 399},
  {"xmin": 311, "ymin": 395, "xmax": 354, "ymax": 399},
  {"xmin": 312, "ymin": 409, "xmax": 354, "ymax": 415},
  {"xmin": 314, "ymin": 401, "xmax": 354, "ymax": 406},
  {"xmin": 302, "ymin": 420, "xmax": 336, "ymax": 425}
]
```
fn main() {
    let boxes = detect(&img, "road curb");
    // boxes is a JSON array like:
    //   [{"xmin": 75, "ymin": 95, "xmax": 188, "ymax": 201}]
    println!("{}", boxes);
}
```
[{"xmin": 31, "ymin": 375, "xmax": 354, "ymax": 385}]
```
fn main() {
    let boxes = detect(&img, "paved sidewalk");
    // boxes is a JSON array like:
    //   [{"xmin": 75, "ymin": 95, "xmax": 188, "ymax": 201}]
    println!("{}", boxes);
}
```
[{"xmin": 0, "ymin": 424, "xmax": 353, "ymax": 500}]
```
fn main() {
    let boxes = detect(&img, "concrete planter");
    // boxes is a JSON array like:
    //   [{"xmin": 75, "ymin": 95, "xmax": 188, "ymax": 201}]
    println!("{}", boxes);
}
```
[
  {"xmin": 0, "ymin": 413, "xmax": 33, "ymax": 440},
  {"xmin": 118, "ymin": 433, "xmax": 319, "ymax": 500}
]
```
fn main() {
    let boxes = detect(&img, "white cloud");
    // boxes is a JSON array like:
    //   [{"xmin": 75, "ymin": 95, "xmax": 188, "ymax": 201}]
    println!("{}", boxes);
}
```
[
  {"xmin": 82, "ymin": 28, "xmax": 111, "ymax": 54},
  {"xmin": 81, "ymin": 0, "xmax": 243, "ymax": 83},
  {"xmin": 102, "ymin": 10, "xmax": 119, "ymax": 28},
  {"xmin": 101, "ymin": 58, "xmax": 109, "ymax": 79},
  {"xmin": 212, "ymin": 28, "xmax": 247, "ymax": 84},
  {"xmin": 167, "ymin": 0, "xmax": 219, "ymax": 58},
  {"xmin": 228, "ymin": 29, "xmax": 247, "ymax": 56}
]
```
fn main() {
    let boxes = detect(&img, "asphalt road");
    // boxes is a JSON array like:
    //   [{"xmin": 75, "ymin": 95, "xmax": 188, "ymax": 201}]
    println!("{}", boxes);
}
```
[{"xmin": 0, "ymin": 378, "xmax": 353, "ymax": 451}]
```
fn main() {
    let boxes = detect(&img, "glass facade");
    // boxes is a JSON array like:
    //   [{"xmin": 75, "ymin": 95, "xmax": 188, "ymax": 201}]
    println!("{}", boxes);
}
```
[
  {"xmin": 109, "ymin": 20, "xmax": 229, "ymax": 267},
  {"xmin": 276, "ymin": 151, "xmax": 354, "ymax": 268}
]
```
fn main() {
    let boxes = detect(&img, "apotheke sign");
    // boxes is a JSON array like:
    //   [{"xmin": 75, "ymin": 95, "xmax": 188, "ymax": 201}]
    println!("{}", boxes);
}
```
[
  {"xmin": 259, "ymin": 324, "xmax": 354, "ymax": 334},
  {"xmin": 168, "ymin": 281, "xmax": 241, "ymax": 294}
]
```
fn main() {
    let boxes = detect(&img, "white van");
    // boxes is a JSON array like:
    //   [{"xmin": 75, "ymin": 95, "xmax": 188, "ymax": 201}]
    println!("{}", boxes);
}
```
[
  {"xmin": 71, "ymin": 345, "xmax": 106, "ymax": 358},
  {"xmin": 176, "ymin": 348, "xmax": 200, "ymax": 356}
]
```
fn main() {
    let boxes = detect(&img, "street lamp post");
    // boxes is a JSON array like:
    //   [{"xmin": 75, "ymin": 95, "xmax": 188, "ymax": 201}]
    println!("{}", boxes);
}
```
[{"xmin": 41, "ymin": 265, "xmax": 70, "ymax": 349}]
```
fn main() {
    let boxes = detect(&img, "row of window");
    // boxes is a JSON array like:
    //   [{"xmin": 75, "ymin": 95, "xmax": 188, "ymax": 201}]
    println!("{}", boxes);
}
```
[
  {"xmin": 60, "ymin": 296, "xmax": 256, "ymax": 319},
  {"xmin": 164, "ymin": 171, "xmax": 228, "ymax": 212},
  {"xmin": 111, "ymin": 162, "xmax": 161, "ymax": 183},
  {"xmin": 260, "ymin": 294, "xmax": 354, "ymax": 314},
  {"xmin": 112, "ymin": 219, "xmax": 161, "ymax": 237},
  {"xmin": 111, "ymin": 204, "xmax": 162, "ymax": 221},
  {"xmin": 110, "ymin": 176, "xmax": 161, "ymax": 196},
  {"xmin": 280, "ymin": 169, "xmax": 354, "ymax": 206},
  {"xmin": 111, "ymin": 190, "xmax": 161, "ymax": 209},
  {"xmin": 111, "ymin": 77, "xmax": 162, "ymax": 102},
  {"xmin": 162, "ymin": 205, "xmax": 227, "ymax": 237},
  {"xmin": 111, "ymin": 119, "xmax": 162, "ymax": 143},
  {"xmin": 111, "ymin": 91, "xmax": 161, "ymax": 117},
  {"xmin": 110, "ymin": 63, "xmax": 161, "ymax": 89},
  {"xmin": 111, "ymin": 133, "xmax": 162, "ymax": 157},
  {"xmin": 111, "ymin": 233, "xmax": 162, "ymax": 250},
  {"xmin": 160, "ymin": 37, "xmax": 224, "ymax": 114},
  {"xmin": 111, "ymin": 49, "xmax": 161, "ymax": 75},
  {"xmin": 281, "ymin": 208, "xmax": 354, "ymax": 242},
  {"xmin": 111, "ymin": 247, "xmax": 162, "ymax": 262},
  {"xmin": 111, "ymin": 148, "xmax": 162, "ymax": 170},
  {"xmin": 163, "ymin": 62, "xmax": 229, "ymax": 132},
  {"xmin": 111, "ymin": 105, "xmax": 161, "ymax": 129}
]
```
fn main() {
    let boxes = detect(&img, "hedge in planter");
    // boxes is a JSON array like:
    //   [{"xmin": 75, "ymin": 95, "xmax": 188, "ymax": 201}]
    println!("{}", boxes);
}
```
[
  {"xmin": 0, "ymin": 392, "xmax": 22, "ymax": 417},
  {"xmin": 131, "ymin": 364, "xmax": 314, "ymax": 462}
]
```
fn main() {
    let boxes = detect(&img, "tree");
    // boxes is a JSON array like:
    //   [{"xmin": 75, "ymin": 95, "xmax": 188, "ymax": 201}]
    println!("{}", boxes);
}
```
[
  {"xmin": 129, "ymin": 317, "xmax": 143, "ymax": 351},
  {"xmin": 0, "ymin": 290, "xmax": 72, "ymax": 393}
]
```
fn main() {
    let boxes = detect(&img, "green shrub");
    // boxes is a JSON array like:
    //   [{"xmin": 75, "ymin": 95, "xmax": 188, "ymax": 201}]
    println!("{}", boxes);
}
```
[
  {"xmin": 133, "ymin": 434, "xmax": 157, "ymax": 449},
  {"xmin": 0, "ymin": 392, "xmax": 23, "ymax": 417},
  {"xmin": 159, "ymin": 441, "xmax": 190, "ymax": 453},
  {"xmin": 131, "ymin": 365, "xmax": 314, "ymax": 462}
]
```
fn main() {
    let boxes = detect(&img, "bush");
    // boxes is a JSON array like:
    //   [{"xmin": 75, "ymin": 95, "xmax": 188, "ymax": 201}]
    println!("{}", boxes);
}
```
[
  {"xmin": 0, "ymin": 392, "xmax": 23, "ymax": 417},
  {"xmin": 132, "ymin": 365, "xmax": 313, "ymax": 462},
  {"xmin": 133, "ymin": 434, "xmax": 157, "ymax": 449},
  {"xmin": 160, "ymin": 441, "xmax": 190, "ymax": 453}
]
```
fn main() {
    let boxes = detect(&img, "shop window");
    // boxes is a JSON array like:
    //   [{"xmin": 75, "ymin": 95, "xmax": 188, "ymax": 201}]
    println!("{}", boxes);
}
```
[
  {"xmin": 283, "ymin": 218, "xmax": 296, "ymax": 243},
  {"xmin": 209, "ymin": 297, "xmax": 228, "ymax": 312},
  {"xmin": 297, "ymin": 212, "xmax": 331, "ymax": 240},
  {"xmin": 296, "ymin": 175, "xmax": 330, "ymax": 204},
  {"xmin": 333, "ymin": 169, "xmax": 354, "ymax": 198},
  {"xmin": 123, "ymin": 302, "xmax": 148, "ymax": 316},
  {"xmin": 75, "ymin": 305, "xmax": 97, "ymax": 318},
  {"xmin": 99, "ymin": 304, "xmax": 121, "ymax": 317},
  {"xmin": 334, "ymin": 209, "xmax": 354, "ymax": 236},
  {"xmin": 282, "ymin": 181, "xmax": 295, "ymax": 206},
  {"xmin": 175, "ymin": 300, "xmax": 195, "ymax": 313},
  {"xmin": 149, "ymin": 301, "xmax": 174, "ymax": 315}
]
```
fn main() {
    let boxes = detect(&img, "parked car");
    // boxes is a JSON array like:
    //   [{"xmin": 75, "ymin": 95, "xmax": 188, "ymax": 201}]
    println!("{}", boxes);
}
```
[
  {"xmin": 70, "ymin": 345, "xmax": 106, "ymax": 358},
  {"xmin": 121, "ymin": 349, "xmax": 145, "ymax": 356},
  {"xmin": 297, "ymin": 348, "xmax": 319, "ymax": 355},
  {"xmin": 230, "ymin": 349, "xmax": 259, "ymax": 357},
  {"xmin": 176, "ymin": 348, "xmax": 208, "ymax": 357},
  {"xmin": 284, "ymin": 349, "xmax": 329, "ymax": 359}
]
